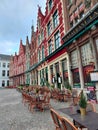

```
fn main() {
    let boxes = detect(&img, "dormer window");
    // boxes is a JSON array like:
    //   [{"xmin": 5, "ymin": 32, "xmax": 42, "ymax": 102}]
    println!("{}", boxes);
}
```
[{"xmin": 49, "ymin": 0, "xmax": 52, "ymax": 11}]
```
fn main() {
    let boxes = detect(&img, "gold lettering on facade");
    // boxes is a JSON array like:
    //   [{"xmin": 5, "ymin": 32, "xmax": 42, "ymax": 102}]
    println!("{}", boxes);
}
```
[
  {"xmin": 94, "ymin": 11, "xmax": 98, "ymax": 15},
  {"xmin": 72, "ymin": 31, "xmax": 75, "ymax": 34},
  {"xmin": 78, "ymin": 25, "xmax": 82, "ymax": 29},
  {"xmin": 89, "ymin": 16, "xmax": 92, "ymax": 20},
  {"xmin": 63, "ymin": 9, "xmax": 98, "ymax": 44},
  {"xmin": 75, "ymin": 28, "xmax": 78, "ymax": 32},
  {"xmin": 81, "ymin": 22, "xmax": 85, "ymax": 27},
  {"xmin": 84, "ymin": 20, "xmax": 87, "ymax": 24}
]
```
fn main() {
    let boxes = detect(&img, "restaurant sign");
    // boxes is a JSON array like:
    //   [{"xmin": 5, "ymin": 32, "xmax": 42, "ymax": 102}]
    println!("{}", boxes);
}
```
[
  {"xmin": 90, "ymin": 71, "xmax": 98, "ymax": 82},
  {"xmin": 63, "ymin": 5, "xmax": 98, "ymax": 43}
]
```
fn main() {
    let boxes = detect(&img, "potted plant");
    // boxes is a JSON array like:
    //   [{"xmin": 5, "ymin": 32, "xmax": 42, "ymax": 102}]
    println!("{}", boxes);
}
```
[{"xmin": 79, "ymin": 90, "xmax": 87, "ymax": 116}]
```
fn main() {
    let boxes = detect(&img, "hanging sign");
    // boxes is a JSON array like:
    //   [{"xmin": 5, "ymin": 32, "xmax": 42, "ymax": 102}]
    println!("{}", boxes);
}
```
[
  {"xmin": 58, "ymin": 77, "xmax": 62, "ymax": 83},
  {"xmin": 90, "ymin": 71, "xmax": 98, "ymax": 82},
  {"xmin": 52, "ymin": 77, "xmax": 55, "ymax": 83}
]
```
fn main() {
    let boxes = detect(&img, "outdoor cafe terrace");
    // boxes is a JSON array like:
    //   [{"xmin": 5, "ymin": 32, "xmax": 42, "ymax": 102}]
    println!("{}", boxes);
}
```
[{"xmin": 16, "ymin": 85, "xmax": 98, "ymax": 130}]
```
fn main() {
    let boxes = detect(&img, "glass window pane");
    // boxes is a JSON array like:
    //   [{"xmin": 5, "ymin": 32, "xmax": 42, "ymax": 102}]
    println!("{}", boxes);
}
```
[
  {"xmin": 7, "ymin": 63, "xmax": 9, "ymax": 68},
  {"xmin": 7, "ymin": 80, "xmax": 9, "ymax": 86},
  {"xmin": 81, "ymin": 42, "xmax": 94, "ymax": 66},
  {"xmin": 53, "ymin": 10, "xmax": 59, "ymax": 29},
  {"xmin": 71, "ymin": 50, "xmax": 78, "ymax": 68},
  {"xmin": 48, "ymin": 40, "xmax": 52, "ymax": 54},
  {"xmin": 42, "ymin": 46, "xmax": 45, "ymax": 59},
  {"xmin": 54, "ymin": 31, "xmax": 60, "ymax": 49},
  {"xmin": 62, "ymin": 59, "xmax": 68, "ymax": 81},
  {"xmin": 7, "ymin": 70, "xmax": 9, "ymax": 76},
  {"xmin": 47, "ymin": 22, "xmax": 51, "ymax": 36},
  {"xmin": 2, "ymin": 80, "xmax": 5, "ymax": 87},
  {"xmin": 2, "ymin": 70, "xmax": 5, "ymax": 76},
  {"xmin": 49, "ymin": 0, "xmax": 52, "ymax": 10},
  {"xmin": 2, "ymin": 63, "xmax": 6, "ymax": 67}
]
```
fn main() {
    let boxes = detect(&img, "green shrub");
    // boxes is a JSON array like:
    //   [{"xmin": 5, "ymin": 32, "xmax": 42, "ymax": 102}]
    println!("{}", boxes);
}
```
[{"xmin": 79, "ymin": 90, "xmax": 87, "ymax": 108}]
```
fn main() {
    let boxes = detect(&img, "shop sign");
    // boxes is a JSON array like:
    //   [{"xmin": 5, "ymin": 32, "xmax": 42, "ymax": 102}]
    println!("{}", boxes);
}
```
[
  {"xmin": 90, "ymin": 71, "xmax": 98, "ymax": 82},
  {"xmin": 63, "ymin": 7, "xmax": 98, "ymax": 43}
]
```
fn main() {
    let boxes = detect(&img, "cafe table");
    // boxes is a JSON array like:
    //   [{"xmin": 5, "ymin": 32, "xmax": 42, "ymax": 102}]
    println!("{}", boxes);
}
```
[{"xmin": 58, "ymin": 106, "xmax": 98, "ymax": 130}]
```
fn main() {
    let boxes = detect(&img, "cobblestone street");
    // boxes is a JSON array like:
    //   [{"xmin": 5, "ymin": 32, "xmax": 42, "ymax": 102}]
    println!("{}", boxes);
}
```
[
  {"xmin": 0, "ymin": 88, "xmax": 98, "ymax": 130},
  {"xmin": 0, "ymin": 88, "xmax": 70, "ymax": 130}
]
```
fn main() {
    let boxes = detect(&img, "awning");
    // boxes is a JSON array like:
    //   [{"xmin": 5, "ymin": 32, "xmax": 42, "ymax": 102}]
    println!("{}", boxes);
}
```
[{"xmin": 63, "ymin": 20, "xmax": 98, "ymax": 47}]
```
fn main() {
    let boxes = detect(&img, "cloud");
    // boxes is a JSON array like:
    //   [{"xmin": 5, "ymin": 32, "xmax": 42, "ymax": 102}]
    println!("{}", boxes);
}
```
[
  {"xmin": 0, "ymin": 0, "xmax": 46, "ymax": 55},
  {"xmin": 0, "ymin": 40, "xmax": 19, "ymax": 55}
]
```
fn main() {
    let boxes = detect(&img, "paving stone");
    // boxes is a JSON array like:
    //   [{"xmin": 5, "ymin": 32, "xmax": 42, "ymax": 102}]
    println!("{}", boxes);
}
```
[{"xmin": 0, "ymin": 89, "xmax": 98, "ymax": 130}]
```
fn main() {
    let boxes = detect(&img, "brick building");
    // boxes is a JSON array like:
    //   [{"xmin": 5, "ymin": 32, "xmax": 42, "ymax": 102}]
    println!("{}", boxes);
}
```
[
  {"xmin": 9, "ymin": 0, "xmax": 98, "ymax": 94},
  {"xmin": 62, "ymin": 0, "xmax": 98, "ymax": 90},
  {"xmin": 28, "ymin": 0, "xmax": 66, "ymax": 88},
  {"xmin": 0, "ymin": 54, "xmax": 11, "ymax": 87},
  {"xmin": 9, "ymin": 40, "xmax": 26, "ymax": 86}
]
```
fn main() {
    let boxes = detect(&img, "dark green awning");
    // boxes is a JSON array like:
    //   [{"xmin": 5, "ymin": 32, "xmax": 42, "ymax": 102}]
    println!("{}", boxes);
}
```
[{"xmin": 63, "ymin": 20, "xmax": 98, "ymax": 46}]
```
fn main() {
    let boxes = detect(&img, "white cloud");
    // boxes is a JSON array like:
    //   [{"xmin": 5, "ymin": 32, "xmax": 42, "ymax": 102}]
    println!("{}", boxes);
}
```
[
  {"xmin": 0, "ymin": 40, "xmax": 19, "ymax": 55},
  {"xmin": 0, "ymin": 0, "xmax": 46, "ymax": 55}
]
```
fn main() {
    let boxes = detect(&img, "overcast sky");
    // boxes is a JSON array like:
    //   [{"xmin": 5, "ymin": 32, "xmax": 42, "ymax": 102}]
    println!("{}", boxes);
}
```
[{"xmin": 0, "ymin": 0, "xmax": 46, "ymax": 55}]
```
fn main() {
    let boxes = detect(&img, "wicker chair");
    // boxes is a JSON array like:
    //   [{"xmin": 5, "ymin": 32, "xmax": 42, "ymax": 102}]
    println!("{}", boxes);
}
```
[
  {"xmin": 22, "ymin": 92, "xmax": 31, "ymax": 105},
  {"xmin": 37, "ymin": 91, "xmax": 51, "ymax": 111},
  {"xmin": 50, "ymin": 108, "xmax": 62, "ymax": 130},
  {"xmin": 28, "ymin": 96, "xmax": 37, "ymax": 112},
  {"xmin": 86, "ymin": 101, "xmax": 96, "ymax": 112},
  {"xmin": 61, "ymin": 116, "xmax": 78, "ymax": 130}
]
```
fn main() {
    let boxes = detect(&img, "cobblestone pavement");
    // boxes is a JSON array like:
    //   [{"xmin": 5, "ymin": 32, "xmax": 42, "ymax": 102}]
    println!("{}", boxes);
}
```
[
  {"xmin": 0, "ymin": 89, "xmax": 98, "ymax": 130},
  {"xmin": 0, "ymin": 88, "xmax": 69, "ymax": 130}
]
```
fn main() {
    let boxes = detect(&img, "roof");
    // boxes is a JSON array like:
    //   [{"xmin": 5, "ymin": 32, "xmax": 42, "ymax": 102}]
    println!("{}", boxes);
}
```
[{"xmin": 0, "ymin": 54, "xmax": 11, "ymax": 61}]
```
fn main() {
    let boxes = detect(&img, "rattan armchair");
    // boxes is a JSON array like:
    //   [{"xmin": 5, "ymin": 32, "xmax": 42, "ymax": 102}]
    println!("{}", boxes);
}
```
[
  {"xmin": 37, "ymin": 91, "xmax": 51, "ymax": 111},
  {"xmin": 61, "ymin": 116, "xmax": 78, "ymax": 130},
  {"xmin": 50, "ymin": 108, "xmax": 62, "ymax": 130},
  {"xmin": 86, "ymin": 101, "xmax": 96, "ymax": 112}
]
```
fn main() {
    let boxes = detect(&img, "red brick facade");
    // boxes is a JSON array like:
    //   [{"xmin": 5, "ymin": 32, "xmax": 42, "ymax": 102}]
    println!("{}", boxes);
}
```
[
  {"xmin": 9, "ymin": 40, "xmax": 26, "ymax": 86},
  {"xmin": 9, "ymin": 0, "xmax": 98, "ymax": 93}
]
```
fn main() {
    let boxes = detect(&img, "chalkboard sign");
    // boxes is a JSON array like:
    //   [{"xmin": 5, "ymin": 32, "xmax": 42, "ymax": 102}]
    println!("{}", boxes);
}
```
[
  {"xmin": 90, "ymin": 71, "xmax": 98, "ymax": 82},
  {"xmin": 87, "ymin": 87, "xmax": 97, "ymax": 102}
]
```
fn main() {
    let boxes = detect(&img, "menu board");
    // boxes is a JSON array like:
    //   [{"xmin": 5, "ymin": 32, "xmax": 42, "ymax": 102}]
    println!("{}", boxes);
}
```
[{"xmin": 90, "ymin": 71, "xmax": 98, "ymax": 82}]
